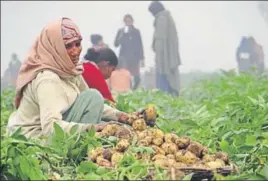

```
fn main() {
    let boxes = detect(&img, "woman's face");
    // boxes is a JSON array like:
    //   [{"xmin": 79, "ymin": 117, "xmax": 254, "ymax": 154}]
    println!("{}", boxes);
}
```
[
  {"xmin": 124, "ymin": 17, "xmax": 133, "ymax": 26},
  {"xmin": 98, "ymin": 61, "xmax": 116, "ymax": 79},
  {"xmin": 65, "ymin": 39, "xmax": 82, "ymax": 65}
]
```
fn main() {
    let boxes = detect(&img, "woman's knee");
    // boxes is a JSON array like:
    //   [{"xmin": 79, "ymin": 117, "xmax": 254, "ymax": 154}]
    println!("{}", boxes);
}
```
[{"xmin": 81, "ymin": 89, "xmax": 104, "ymax": 105}]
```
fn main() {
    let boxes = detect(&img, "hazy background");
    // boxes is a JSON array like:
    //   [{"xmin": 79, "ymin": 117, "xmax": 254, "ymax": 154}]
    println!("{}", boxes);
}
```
[{"xmin": 1, "ymin": 1, "xmax": 268, "ymax": 76}]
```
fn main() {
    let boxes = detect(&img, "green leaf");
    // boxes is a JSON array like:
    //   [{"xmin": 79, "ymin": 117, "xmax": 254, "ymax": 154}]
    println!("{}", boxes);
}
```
[
  {"xmin": 264, "ymin": 165, "xmax": 268, "ymax": 180},
  {"xmin": 53, "ymin": 122, "xmax": 65, "ymax": 139},
  {"xmin": 182, "ymin": 173, "xmax": 193, "ymax": 180},
  {"xmin": 70, "ymin": 124, "xmax": 79, "ymax": 135},
  {"xmin": 77, "ymin": 161, "xmax": 97, "ymax": 174},
  {"xmin": 219, "ymin": 140, "xmax": 230, "ymax": 152},
  {"xmin": 245, "ymin": 135, "xmax": 257, "ymax": 146},
  {"xmin": 88, "ymin": 126, "xmax": 96, "ymax": 137}
]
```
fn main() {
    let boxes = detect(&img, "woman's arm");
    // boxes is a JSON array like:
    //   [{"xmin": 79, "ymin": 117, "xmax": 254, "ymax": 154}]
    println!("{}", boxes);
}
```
[
  {"xmin": 36, "ymin": 79, "xmax": 93, "ymax": 136},
  {"xmin": 114, "ymin": 29, "xmax": 124, "ymax": 47}
]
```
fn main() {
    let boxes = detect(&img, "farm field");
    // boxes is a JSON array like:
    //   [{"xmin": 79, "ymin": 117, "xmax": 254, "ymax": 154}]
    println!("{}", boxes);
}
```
[{"xmin": 1, "ymin": 71, "xmax": 268, "ymax": 180}]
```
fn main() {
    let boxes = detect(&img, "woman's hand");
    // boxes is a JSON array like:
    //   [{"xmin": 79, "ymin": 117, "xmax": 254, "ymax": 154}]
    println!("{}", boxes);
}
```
[{"xmin": 118, "ymin": 113, "xmax": 130, "ymax": 124}]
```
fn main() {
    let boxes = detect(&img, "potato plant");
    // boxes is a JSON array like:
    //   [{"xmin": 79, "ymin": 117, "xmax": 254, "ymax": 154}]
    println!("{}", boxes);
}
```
[{"xmin": 1, "ymin": 71, "xmax": 268, "ymax": 180}]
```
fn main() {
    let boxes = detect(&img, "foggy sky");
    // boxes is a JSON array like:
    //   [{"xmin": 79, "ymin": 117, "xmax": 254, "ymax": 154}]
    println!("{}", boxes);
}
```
[{"xmin": 1, "ymin": 1, "xmax": 268, "ymax": 76}]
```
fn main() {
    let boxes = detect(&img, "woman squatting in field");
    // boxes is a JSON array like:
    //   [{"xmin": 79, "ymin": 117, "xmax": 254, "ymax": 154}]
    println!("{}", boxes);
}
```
[{"xmin": 7, "ymin": 18, "xmax": 129, "ymax": 138}]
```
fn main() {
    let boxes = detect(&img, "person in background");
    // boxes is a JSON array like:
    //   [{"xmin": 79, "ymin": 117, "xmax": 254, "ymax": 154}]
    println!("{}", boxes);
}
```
[
  {"xmin": 236, "ymin": 37, "xmax": 252, "ymax": 73},
  {"xmin": 148, "ymin": 1, "xmax": 181, "ymax": 97},
  {"xmin": 108, "ymin": 67, "xmax": 132, "ymax": 98},
  {"xmin": 82, "ymin": 48, "xmax": 116, "ymax": 102},
  {"xmin": 1, "ymin": 53, "xmax": 21, "ymax": 90},
  {"xmin": 90, "ymin": 34, "xmax": 109, "ymax": 51},
  {"xmin": 114, "ymin": 14, "xmax": 144, "ymax": 90},
  {"xmin": 7, "ymin": 18, "xmax": 129, "ymax": 138},
  {"xmin": 248, "ymin": 36, "xmax": 265, "ymax": 74}
]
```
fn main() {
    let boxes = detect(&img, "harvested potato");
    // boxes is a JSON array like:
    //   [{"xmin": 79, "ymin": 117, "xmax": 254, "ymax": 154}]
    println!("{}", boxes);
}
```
[
  {"xmin": 111, "ymin": 152, "xmax": 124, "ymax": 166},
  {"xmin": 102, "ymin": 124, "xmax": 121, "ymax": 136},
  {"xmin": 153, "ymin": 137, "xmax": 164, "ymax": 146},
  {"xmin": 143, "ymin": 104, "xmax": 158, "ymax": 126},
  {"xmin": 152, "ymin": 129, "xmax": 164, "ymax": 139},
  {"xmin": 115, "ymin": 127, "xmax": 132, "ymax": 140},
  {"xmin": 132, "ymin": 119, "xmax": 147, "ymax": 131},
  {"xmin": 167, "ymin": 159, "xmax": 177, "ymax": 167},
  {"xmin": 161, "ymin": 142, "xmax": 178, "ymax": 155},
  {"xmin": 137, "ymin": 130, "xmax": 149, "ymax": 140},
  {"xmin": 164, "ymin": 133, "xmax": 178, "ymax": 143},
  {"xmin": 175, "ymin": 136, "xmax": 190, "ymax": 149},
  {"xmin": 175, "ymin": 150, "xmax": 199, "ymax": 165},
  {"xmin": 142, "ymin": 153, "xmax": 151, "ymax": 160},
  {"xmin": 152, "ymin": 154, "xmax": 167, "ymax": 161},
  {"xmin": 89, "ymin": 147, "xmax": 104, "ymax": 162},
  {"xmin": 166, "ymin": 154, "xmax": 175, "ymax": 160},
  {"xmin": 116, "ymin": 139, "xmax": 130, "ymax": 152},
  {"xmin": 215, "ymin": 152, "xmax": 229, "ymax": 164},
  {"xmin": 137, "ymin": 139, "xmax": 149, "ymax": 146},
  {"xmin": 154, "ymin": 159, "xmax": 169, "ymax": 168},
  {"xmin": 151, "ymin": 145, "xmax": 165, "ymax": 155},
  {"xmin": 126, "ymin": 114, "xmax": 139, "ymax": 125},
  {"xmin": 202, "ymin": 154, "xmax": 215, "ymax": 163},
  {"xmin": 103, "ymin": 149, "xmax": 113, "ymax": 161},
  {"xmin": 187, "ymin": 141, "xmax": 208, "ymax": 158},
  {"xmin": 144, "ymin": 136, "xmax": 153, "ymax": 144},
  {"xmin": 205, "ymin": 159, "xmax": 225, "ymax": 169},
  {"xmin": 96, "ymin": 156, "xmax": 112, "ymax": 167}
]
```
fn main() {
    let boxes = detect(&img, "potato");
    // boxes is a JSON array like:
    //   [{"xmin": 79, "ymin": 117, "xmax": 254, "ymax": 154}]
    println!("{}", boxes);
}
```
[
  {"xmin": 161, "ymin": 142, "xmax": 178, "ymax": 155},
  {"xmin": 132, "ymin": 119, "xmax": 147, "ymax": 131},
  {"xmin": 166, "ymin": 154, "xmax": 175, "ymax": 160},
  {"xmin": 205, "ymin": 159, "xmax": 225, "ymax": 169},
  {"xmin": 144, "ymin": 136, "xmax": 153, "ymax": 144},
  {"xmin": 103, "ymin": 149, "xmax": 113, "ymax": 161},
  {"xmin": 167, "ymin": 159, "xmax": 177, "ymax": 167},
  {"xmin": 102, "ymin": 124, "xmax": 121, "ymax": 136},
  {"xmin": 153, "ymin": 137, "xmax": 164, "ymax": 146},
  {"xmin": 154, "ymin": 159, "xmax": 169, "ymax": 168},
  {"xmin": 187, "ymin": 141, "xmax": 208, "ymax": 158},
  {"xmin": 164, "ymin": 133, "xmax": 178, "ymax": 143},
  {"xmin": 96, "ymin": 156, "xmax": 112, "ymax": 167},
  {"xmin": 202, "ymin": 154, "xmax": 215, "ymax": 163},
  {"xmin": 175, "ymin": 136, "xmax": 190, "ymax": 149},
  {"xmin": 136, "ymin": 130, "xmax": 149, "ymax": 140},
  {"xmin": 126, "ymin": 114, "xmax": 139, "ymax": 125},
  {"xmin": 89, "ymin": 147, "xmax": 104, "ymax": 162},
  {"xmin": 143, "ymin": 104, "xmax": 158, "ymax": 126},
  {"xmin": 111, "ymin": 152, "xmax": 124, "ymax": 166},
  {"xmin": 115, "ymin": 127, "xmax": 132, "ymax": 140},
  {"xmin": 175, "ymin": 150, "xmax": 199, "ymax": 165},
  {"xmin": 151, "ymin": 129, "xmax": 164, "ymax": 139},
  {"xmin": 152, "ymin": 154, "xmax": 167, "ymax": 161},
  {"xmin": 151, "ymin": 145, "xmax": 165, "ymax": 155},
  {"xmin": 116, "ymin": 139, "xmax": 130, "ymax": 152},
  {"xmin": 137, "ymin": 139, "xmax": 149, "ymax": 147},
  {"xmin": 215, "ymin": 152, "xmax": 229, "ymax": 164}
]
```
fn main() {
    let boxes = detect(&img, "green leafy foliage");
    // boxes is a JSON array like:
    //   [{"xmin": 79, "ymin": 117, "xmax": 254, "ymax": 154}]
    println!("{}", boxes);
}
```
[{"xmin": 1, "ymin": 72, "xmax": 267, "ymax": 180}]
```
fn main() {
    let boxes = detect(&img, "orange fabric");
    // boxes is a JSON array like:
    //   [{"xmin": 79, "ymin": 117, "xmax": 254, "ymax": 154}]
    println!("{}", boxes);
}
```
[
  {"xmin": 15, "ymin": 18, "xmax": 83, "ymax": 109},
  {"xmin": 109, "ymin": 69, "xmax": 132, "ymax": 92}
]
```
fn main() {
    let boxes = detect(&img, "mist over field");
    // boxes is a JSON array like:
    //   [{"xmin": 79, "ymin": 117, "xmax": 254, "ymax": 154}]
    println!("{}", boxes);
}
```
[{"xmin": 1, "ymin": 1, "xmax": 268, "ymax": 76}]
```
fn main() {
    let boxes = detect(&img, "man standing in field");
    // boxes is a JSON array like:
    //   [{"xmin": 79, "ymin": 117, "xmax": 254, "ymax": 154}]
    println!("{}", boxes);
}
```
[{"xmin": 148, "ymin": 1, "xmax": 181, "ymax": 96}]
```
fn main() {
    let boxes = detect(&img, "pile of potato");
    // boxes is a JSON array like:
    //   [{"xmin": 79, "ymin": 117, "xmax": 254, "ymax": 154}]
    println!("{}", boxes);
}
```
[{"xmin": 88, "ymin": 105, "xmax": 231, "ymax": 172}]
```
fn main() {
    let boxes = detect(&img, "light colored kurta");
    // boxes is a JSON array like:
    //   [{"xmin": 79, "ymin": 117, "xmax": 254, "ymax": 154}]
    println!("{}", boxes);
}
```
[{"xmin": 7, "ymin": 70, "xmax": 122, "ymax": 138}]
